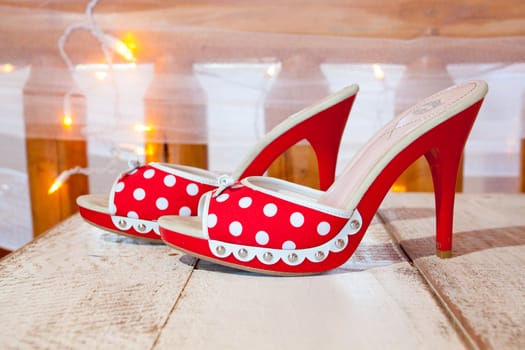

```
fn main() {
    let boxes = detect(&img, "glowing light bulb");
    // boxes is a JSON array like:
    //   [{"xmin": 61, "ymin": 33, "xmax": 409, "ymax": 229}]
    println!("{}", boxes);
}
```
[
  {"xmin": 1, "ymin": 64, "xmax": 14, "ymax": 73},
  {"xmin": 48, "ymin": 171, "xmax": 70, "ymax": 194},
  {"xmin": 133, "ymin": 123, "xmax": 153, "ymax": 132},
  {"xmin": 48, "ymin": 180, "xmax": 63, "ymax": 194},
  {"xmin": 63, "ymin": 115, "xmax": 73, "ymax": 128},
  {"xmin": 103, "ymin": 35, "xmax": 135, "ymax": 62},
  {"xmin": 115, "ymin": 41, "xmax": 134, "ymax": 61},
  {"xmin": 266, "ymin": 64, "xmax": 278, "ymax": 77},
  {"xmin": 373, "ymin": 64, "xmax": 385, "ymax": 80}
]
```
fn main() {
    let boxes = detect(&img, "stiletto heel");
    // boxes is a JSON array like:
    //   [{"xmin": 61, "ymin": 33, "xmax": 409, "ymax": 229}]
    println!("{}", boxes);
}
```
[
  {"xmin": 424, "ymin": 104, "xmax": 479, "ymax": 257},
  {"xmin": 159, "ymin": 81, "xmax": 487, "ymax": 275},
  {"xmin": 77, "ymin": 85, "xmax": 358, "ymax": 241}
]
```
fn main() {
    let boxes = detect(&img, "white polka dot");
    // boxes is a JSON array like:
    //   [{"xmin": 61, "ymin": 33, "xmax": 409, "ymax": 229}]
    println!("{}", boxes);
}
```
[
  {"xmin": 290, "ymin": 212, "xmax": 304, "ymax": 228},
  {"xmin": 216, "ymin": 193, "xmax": 229, "ymax": 202},
  {"xmin": 238, "ymin": 197, "xmax": 252, "ymax": 208},
  {"xmin": 263, "ymin": 203, "xmax": 278, "ymax": 217},
  {"xmin": 115, "ymin": 182, "xmax": 125, "ymax": 192},
  {"xmin": 133, "ymin": 188, "xmax": 146, "ymax": 201},
  {"xmin": 127, "ymin": 211, "xmax": 138, "ymax": 218},
  {"xmin": 156, "ymin": 197, "xmax": 169, "ymax": 210},
  {"xmin": 282, "ymin": 240, "xmax": 296, "ymax": 250},
  {"xmin": 317, "ymin": 221, "xmax": 331, "ymax": 236},
  {"xmin": 186, "ymin": 183, "xmax": 199, "ymax": 196},
  {"xmin": 229, "ymin": 221, "xmax": 243, "ymax": 236},
  {"xmin": 109, "ymin": 203, "xmax": 117, "ymax": 215},
  {"xmin": 255, "ymin": 231, "xmax": 269, "ymax": 245},
  {"xmin": 179, "ymin": 206, "xmax": 191, "ymax": 216},
  {"xmin": 164, "ymin": 175, "xmax": 176, "ymax": 187},
  {"xmin": 207, "ymin": 214, "xmax": 218, "ymax": 228},
  {"xmin": 143, "ymin": 169, "xmax": 155, "ymax": 179}
]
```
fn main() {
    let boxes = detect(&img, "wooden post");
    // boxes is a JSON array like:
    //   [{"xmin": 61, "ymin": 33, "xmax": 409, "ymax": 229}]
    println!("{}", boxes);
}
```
[
  {"xmin": 23, "ymin": 56, "xmax": 89, "ymax": 236},
  {"xmin": 520, "ymin": 94, "xmax": 525, "ymax": 192},
  {"xmin": 392, "ymin": 56, "xmax": 463, "ymax": 192},
  {"xmin": 264, "ymin": 55, "xmax": 330, "ymax": 189},
  {"xmin": 144, "ymin": 56, "xmax": 208, "ymax": 168}
]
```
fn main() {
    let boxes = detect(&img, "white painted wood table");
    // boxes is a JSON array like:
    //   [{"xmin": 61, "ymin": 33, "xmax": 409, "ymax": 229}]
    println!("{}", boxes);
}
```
[{"xmin": 1, "ymin": 193, "xmax": 524, "ymax": 349}]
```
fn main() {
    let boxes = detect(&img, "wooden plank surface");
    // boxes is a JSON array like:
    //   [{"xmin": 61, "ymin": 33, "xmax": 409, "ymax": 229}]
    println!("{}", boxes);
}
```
[
  {"xmin": 153, "ymin": 218, "xmax": 468, "ymax": 350},
  {"xmin": 1, "ymin": 194, "xmax": 524, "ymax": 349},
  {"xmin": 0, "ymin": 217, "xmax": 195, "ymax": 350},
  {"xmin": 378, "ymin": 193, "xmax": 525, "ymax": 350}
]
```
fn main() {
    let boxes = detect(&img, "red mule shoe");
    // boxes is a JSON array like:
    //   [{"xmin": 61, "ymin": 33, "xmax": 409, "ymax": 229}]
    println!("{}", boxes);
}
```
[
  {"xmin": 77, "ymin": 85, "xmax": 359, "ymax": 241},
  {"xmin": 159, "ymin": 81, "xmax": 488, "ymax": 275}
]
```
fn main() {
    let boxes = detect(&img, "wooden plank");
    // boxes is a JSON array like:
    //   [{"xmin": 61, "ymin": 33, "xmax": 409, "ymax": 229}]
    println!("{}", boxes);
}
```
[
  {"xmin": 520, "ymin": 138, "xmax": 525, "ymax": 192},
  {"xmin": 0, "ymin": 215, "xmax": 195, "ymax": 349},
  {"xmin": 378, "ymin": 193, "xmax": 525, "ymax": 349},
  {"xmin": 153, "ymin": 219, "xmax": 468, "ymax": 350}
]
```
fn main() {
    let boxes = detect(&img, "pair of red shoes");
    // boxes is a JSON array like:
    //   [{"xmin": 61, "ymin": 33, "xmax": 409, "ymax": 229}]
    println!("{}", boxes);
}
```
[{"xmin": 78, "ymin": 81, "xmax": 488, "ymax": 275}]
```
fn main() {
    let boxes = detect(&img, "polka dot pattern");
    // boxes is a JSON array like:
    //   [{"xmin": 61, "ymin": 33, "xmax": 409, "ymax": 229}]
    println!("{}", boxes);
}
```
[
  {"xmin": 156, "ymin": 197, "xmax": 169, "ymax": 210},
  {"xmin": 263, "ymin": 203, "xmax": 278, "ymax": 217},
  {"xmin": 290, "ymin": 212, "xmax": 304, "ymax": 228},
  {"xmin": 133, "ymin": 188, "xmax": 146, "ymax": 201},
  {"xmin": 111, "ymin": 164, "xmax": 217, "ymax": 222},
  {"xmin": 238, "ymin": 197, "xmax": 252, "ymax": 208},
  {"xmin": 229, "ymin": 221, "xmax": 243, "ymax": 236},
  {"xmin": 205, "ymin": 183, "xmax": 350, "ymax": 251}
]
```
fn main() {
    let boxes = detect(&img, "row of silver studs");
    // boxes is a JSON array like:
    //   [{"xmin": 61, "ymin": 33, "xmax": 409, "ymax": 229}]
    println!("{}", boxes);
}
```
[
  {"xmin": 208, "ymin": 209, "xmax": 362, "ymax": 266},
  {"xmin": 111, "ymin": 216, "xmax": 160, "ymax": 235}
]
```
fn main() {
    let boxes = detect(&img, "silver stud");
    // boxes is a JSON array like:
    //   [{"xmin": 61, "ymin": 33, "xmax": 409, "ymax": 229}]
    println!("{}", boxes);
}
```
[
  {"xmin": 288, "ymin": 253, "xmax": 298, "ymax": 263},
  {"xmin": 216, "ymin": 245, "xmax": 226, "ymax": 255},
  {"xmin": 350, "ymin": 219, "xmax": 360, "ymax": 230},
  {"xmin": 118, "ymin": 219, "xmax": 127, "ymax": 228},
  {"xmin": 335, "ymin": 239, "xmax": 345, "ymax": 249},
  {"xmin": 238, "ymin": 248, "xmax": 248, "ymax": 258},
  {"xmin": 137, "ymin": 223, "xmax": 146, "ymax": 232},
  {"xmin": 263, "ymin": 252, "xmax": 273, "ymax": 262},
  {"xmin": 315, "ymin": 251, "xmax": 325, "ymax": 261}
]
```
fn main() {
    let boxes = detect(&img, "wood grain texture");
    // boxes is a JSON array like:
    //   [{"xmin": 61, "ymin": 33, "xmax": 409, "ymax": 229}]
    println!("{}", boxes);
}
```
[
  {"xmin": 379, "ymin": 193, "xmax": 525, "ymax": 349},
  {"xmin": 0, "ymin": 215, "xmax": 195, "ymax": 350},
  {"xmin": 154, "ymin": 263, "xmax": 467, "ymax": 350},
  {"xmin": 154, "ymin": 219, "xmax": 467, "ymax": 350}
]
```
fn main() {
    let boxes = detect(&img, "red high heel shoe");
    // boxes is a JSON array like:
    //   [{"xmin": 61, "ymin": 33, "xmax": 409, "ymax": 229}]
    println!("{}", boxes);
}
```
[
  {"xmin": 158, "ymin": 80, "xmax": 488, "ymax": 275},
  {"xmin": 77, "ymin": 85, "xmax": 359, "ymax": 241}
]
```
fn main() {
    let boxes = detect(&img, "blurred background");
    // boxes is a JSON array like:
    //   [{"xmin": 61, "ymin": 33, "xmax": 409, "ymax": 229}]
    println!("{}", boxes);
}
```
[{"xmin": 0, "ymin": 0, "xmax": 524, "ymax": 254}]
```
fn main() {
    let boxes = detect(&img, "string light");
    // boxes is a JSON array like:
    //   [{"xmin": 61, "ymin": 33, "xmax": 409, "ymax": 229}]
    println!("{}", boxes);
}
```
[
  {"xmin": 266, "ymin": 64, "xmax": 280, "ymax": 77},
  {"xmin": 50, "ymin": 0, "xmax": 141, "ymax": 194},
  {"xmin": 62, "ymin": 115, "xmax": 73, "ymax": 128},
  {"xmin": 133, "ymin": 123, "xmax": 153, "ymax": 132},
  {"xmin": 1, "ymin": 64, "xmax": 14, "ymax": 73},
  {"xmin": 373, "ymin": 64, "xmax": 385, "ymax": 80}
]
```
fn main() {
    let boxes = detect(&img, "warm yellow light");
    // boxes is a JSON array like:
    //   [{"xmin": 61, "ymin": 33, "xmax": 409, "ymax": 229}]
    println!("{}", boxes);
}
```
[
  {"xmin": 95, "ymin": 71, "xmax": 107, "ymax": 80},
  {"xmin": 115, "ymin": 41, "xmax": 134, "ymax": 62},
  {"xmin": 2, "ymin": 64, "xmax": 14, "ymax": 73},
  {"xmin": 123, "ymin": 32, "xmax": 137, "ymax": 50},
  {"xmin": 63, "ymin": 115, "xmax": 73, "ymax": 127},
  {"xmin": 133, "ymin": 123, "xmax": 153, "ymax": 132},
  {"xmin": 373, "ymin": 64, "xmax": 385, "ymax": 80},
  {"xmin": 266, "ymin": 64, "xmax": 278, "ymax": 77},
  {"xmin": 391, "ymin": 183, "xmax": 407, "ymax": 192},
  {"xmin": 48, "ymin": 180, "xmax": 63, "ymax": 194},
  {"xmin": 146, "ymin": 144, "xmax": 155, "ymax": 156}
]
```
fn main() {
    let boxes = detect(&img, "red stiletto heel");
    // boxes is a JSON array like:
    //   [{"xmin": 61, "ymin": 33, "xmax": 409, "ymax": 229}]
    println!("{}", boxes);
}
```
[
  {"xmin": 159, "ymin": 81, "xmax": 488, "ymax": 275},
  {"xmin": 77, "ymin": 85, "xmax": 358, "ymax": 241}
]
